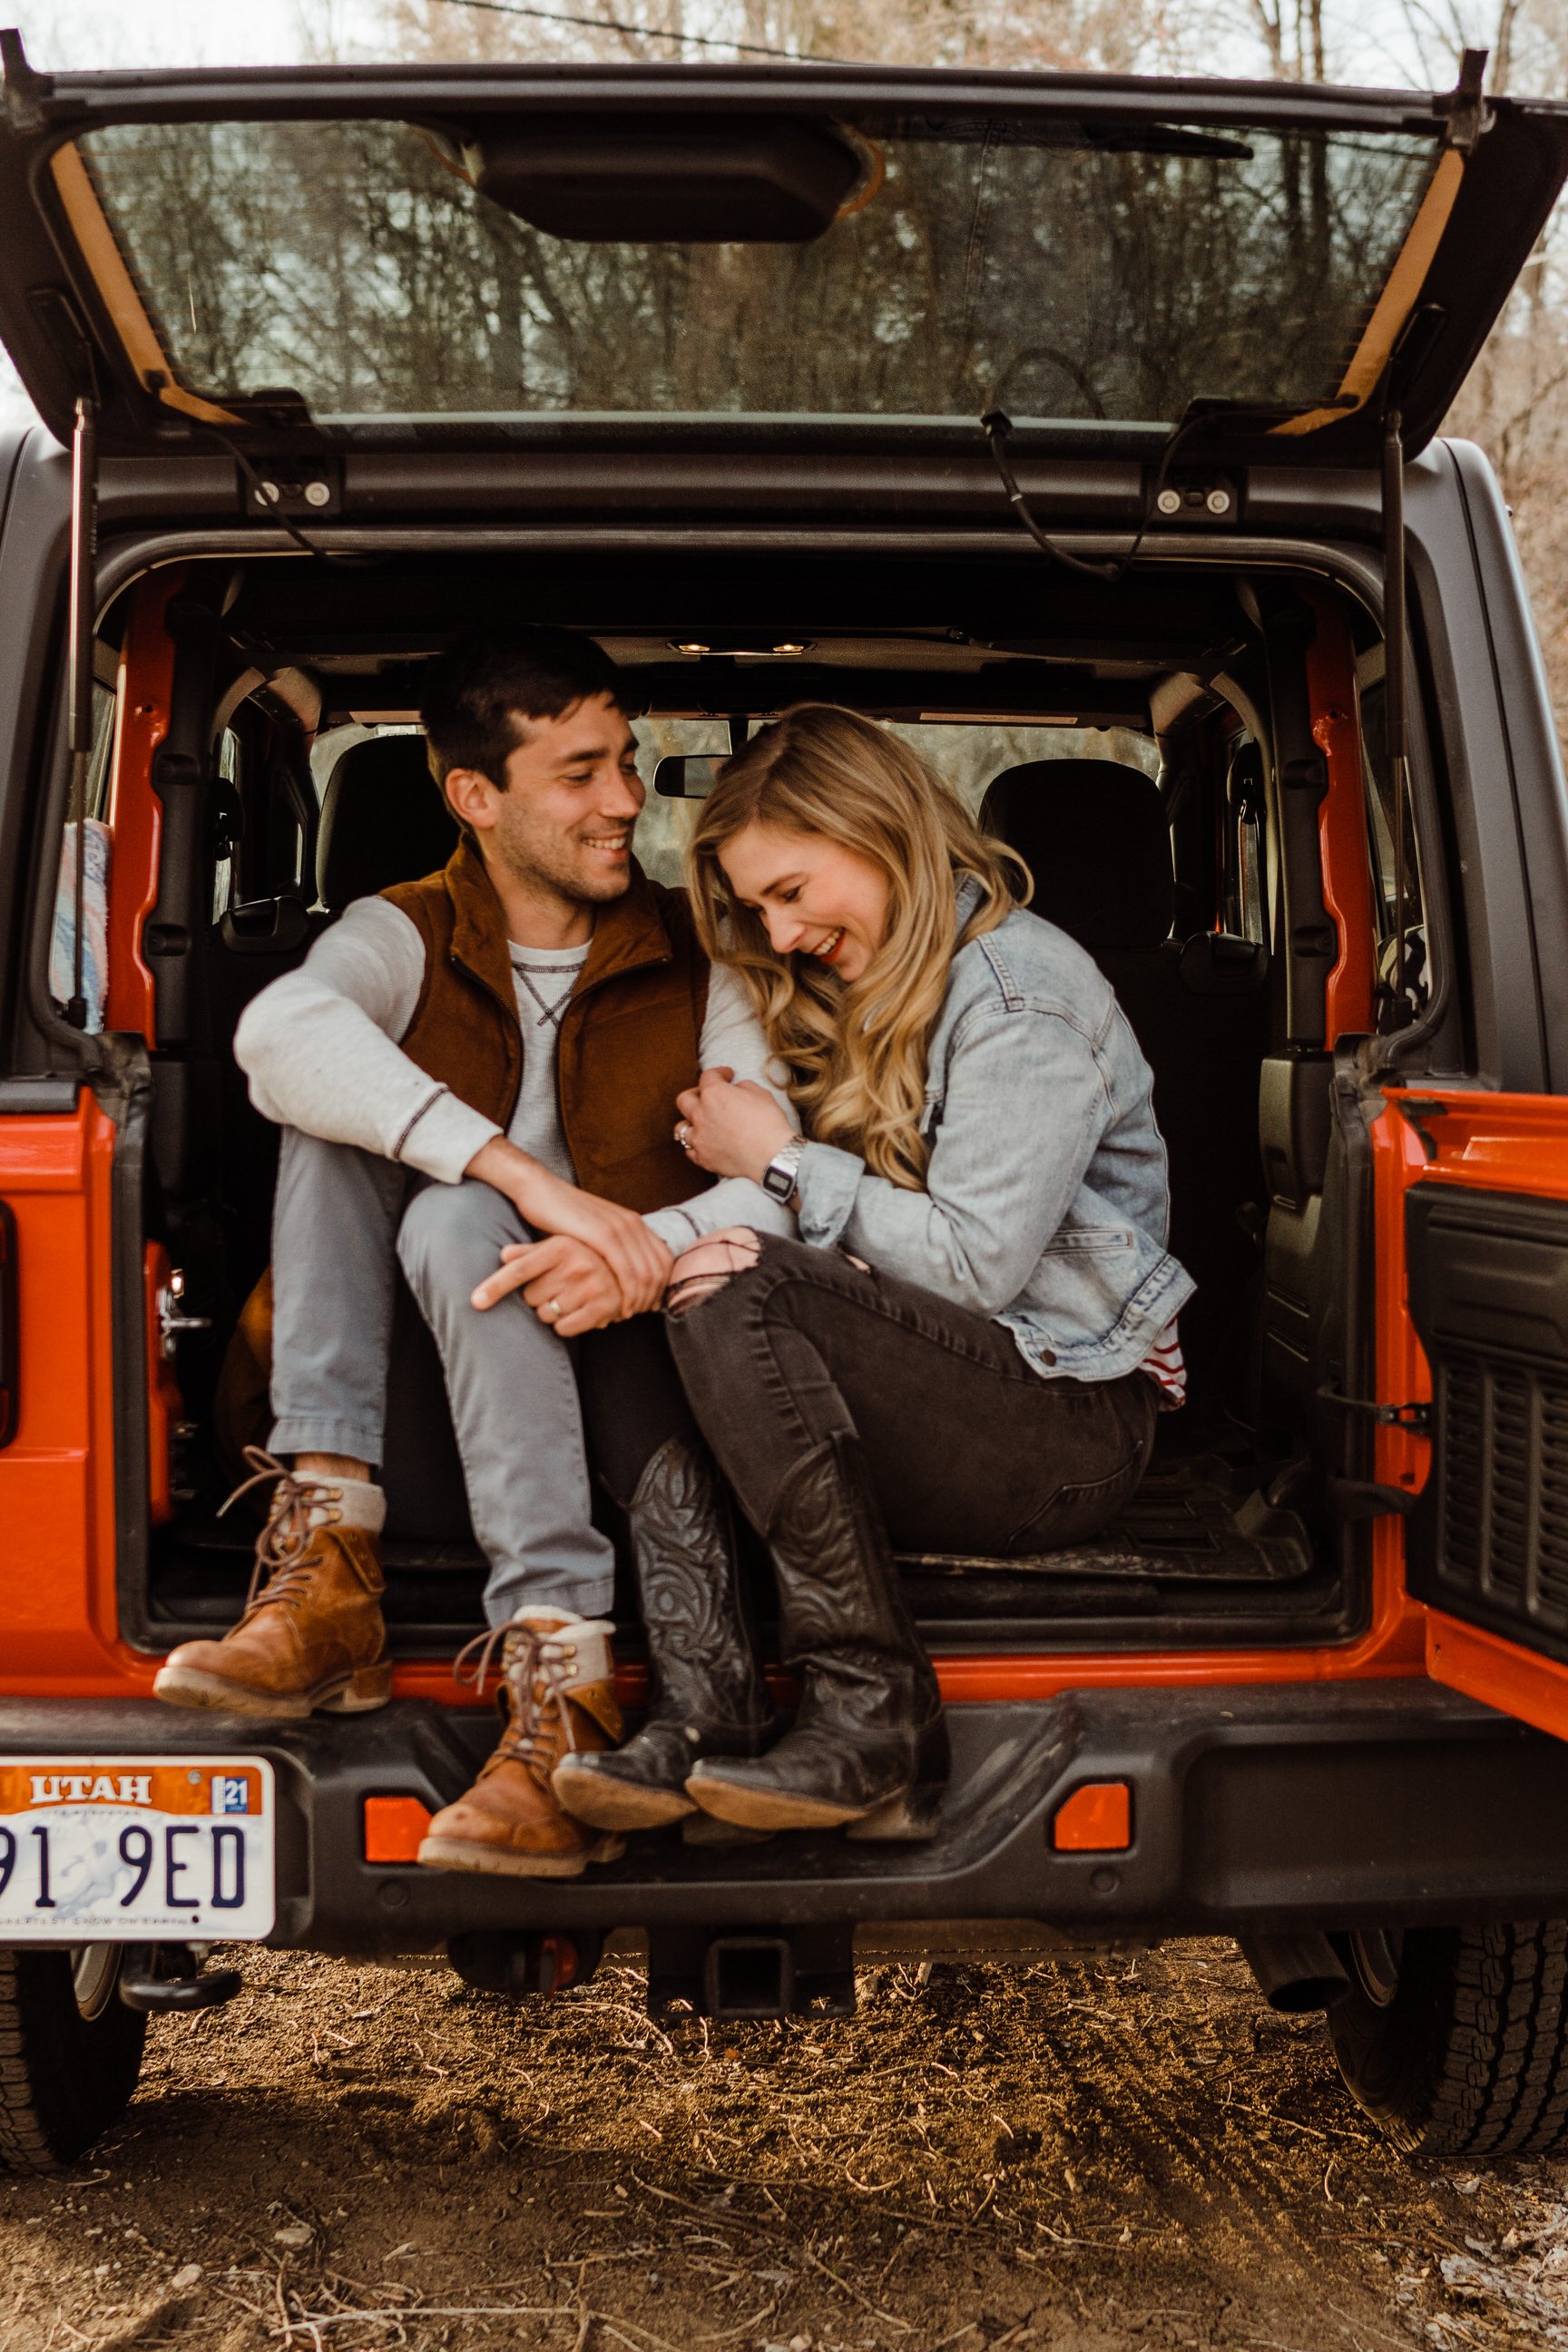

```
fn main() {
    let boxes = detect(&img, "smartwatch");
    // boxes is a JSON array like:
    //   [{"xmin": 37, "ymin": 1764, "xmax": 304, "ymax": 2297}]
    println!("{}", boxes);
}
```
[{"xmin": 760, "ymin": 1133, "xmax": 806, "ymax": 1204}]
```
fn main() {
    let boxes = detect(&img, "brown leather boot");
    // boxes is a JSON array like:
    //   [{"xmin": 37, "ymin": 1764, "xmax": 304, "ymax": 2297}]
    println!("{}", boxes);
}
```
[
  {"xmin": 417, "ymin": 1609, "xmax": 625, "ymax": 1879},
  {"xmin": 152, "ymin": 1449, "xmax": 393, "ymax": 1719}
]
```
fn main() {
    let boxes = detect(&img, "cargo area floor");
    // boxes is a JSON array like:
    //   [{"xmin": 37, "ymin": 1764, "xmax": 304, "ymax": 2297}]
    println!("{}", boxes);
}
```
[{"xmin": 147, "ymin": 1446, "xmax": 1342, "ymax": 1656}]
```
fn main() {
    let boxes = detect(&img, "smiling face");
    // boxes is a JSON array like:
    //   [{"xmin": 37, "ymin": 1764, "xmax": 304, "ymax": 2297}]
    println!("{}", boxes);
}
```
[
  {"xmin": 718, "ymin": 819, "xmax": 891, "ymax": 984},
  {"xmin": 443, "ymin": 693, "xmax": 644, "ymax": 909}
]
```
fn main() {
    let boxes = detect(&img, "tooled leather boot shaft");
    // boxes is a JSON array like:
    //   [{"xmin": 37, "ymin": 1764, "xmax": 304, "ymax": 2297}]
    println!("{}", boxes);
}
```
[
  {"xmin": 549, "ymin": 1445, "xmax": 773, "ymax": 1831},
  {"xmin": 681, "ymin": 1430, "xmax": 948, "ymax": 1834},
  {"xmin": 766, "ymin": 1431, "xmax": 941, "ymax": 1739},
  {"xmin": 630, "ymin": 1436, "xmax": 771, "ymax": 1737}
]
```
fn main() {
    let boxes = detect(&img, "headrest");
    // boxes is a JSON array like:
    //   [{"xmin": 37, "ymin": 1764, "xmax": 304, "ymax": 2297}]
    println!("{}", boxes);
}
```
[
  {"xmin": 980, "ymin": 759, "xmax": 1173, "ymax": 953},
  {"xmin": 317, "ymin": 734, "xmax": 460, "ymax": 911}
]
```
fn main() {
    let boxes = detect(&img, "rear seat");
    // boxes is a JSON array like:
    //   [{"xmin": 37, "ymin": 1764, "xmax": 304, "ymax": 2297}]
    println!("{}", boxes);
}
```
[
  {"xmin": 214, "ymin": 731, "xmax": 473, "ymax": 1546},
  {"xmin": 316, "ymin": 734, "xmax": 459, "ymax": 908},
  {"xmin": 981, "ymin": 759, "xmax": 1269, "ymax": 1402},
  {"xmin": 211, "ymin": 735, "xmax": 458, "ymax": 1281},
  {"xmin": 309, "ymin": 737, "xmax": 471, "ymax": 1540}
]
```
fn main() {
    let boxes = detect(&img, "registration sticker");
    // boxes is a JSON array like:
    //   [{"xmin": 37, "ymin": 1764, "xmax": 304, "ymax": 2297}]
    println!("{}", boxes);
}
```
[{"xmin": 0, "ymin": 1758, "xmax": 276, "ymax": 1941}]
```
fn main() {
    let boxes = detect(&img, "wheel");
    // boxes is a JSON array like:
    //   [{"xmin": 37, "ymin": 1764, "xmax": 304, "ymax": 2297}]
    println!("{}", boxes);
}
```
[
  {"xmin": 1328, "ymin": 1921, "xmax": 1568, "ymax": 2158},
  {"xmin": 0, "ymin": 1946, "xmax": 148, "ymax": 2171}
]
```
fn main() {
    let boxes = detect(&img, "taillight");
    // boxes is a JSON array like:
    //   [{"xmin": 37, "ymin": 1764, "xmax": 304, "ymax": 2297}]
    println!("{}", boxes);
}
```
[{"xmin": 0, "ymin": 1200, "xmax": 16, "ymax": 1447}]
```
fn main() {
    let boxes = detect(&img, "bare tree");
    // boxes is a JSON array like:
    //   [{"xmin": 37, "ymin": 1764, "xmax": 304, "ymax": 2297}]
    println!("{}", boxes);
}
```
[
  {"xmin": 353, "ymin": 0, "xmax": 1185, "ymax": 74},
  {"xmin": 1235, "ymin": 0, "xmax": 1327, "ymax": 80},
  {"xmin": 1408, "ymin": 0, "xmax": 1568, "ymax": 739}
]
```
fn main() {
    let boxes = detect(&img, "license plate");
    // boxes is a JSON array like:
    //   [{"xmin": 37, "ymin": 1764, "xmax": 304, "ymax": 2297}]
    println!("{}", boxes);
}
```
[{"xmin": 0, "ymin": 1758, "xmax": 275, "ymax": 1941}]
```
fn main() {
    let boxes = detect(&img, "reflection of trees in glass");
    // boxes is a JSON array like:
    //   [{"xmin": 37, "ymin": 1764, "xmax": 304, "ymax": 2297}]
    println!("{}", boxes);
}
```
[
  {"xmin": 628, "ymin": 714, "xmax": 1158, "ymax": 887},
  {"xmin": 80, "ymin": 117, "xmax": 1435, "ymax": 422}
]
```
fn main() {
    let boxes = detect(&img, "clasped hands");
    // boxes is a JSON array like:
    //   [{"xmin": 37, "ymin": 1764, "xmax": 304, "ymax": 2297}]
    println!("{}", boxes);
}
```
[
  {"xmin": 671, "ymin": 1064, "xmax": 795, "ymax": 1186},
  {"xmin": 466, "ymin": 1069, "xmax": 793, "ymax": 1338}
]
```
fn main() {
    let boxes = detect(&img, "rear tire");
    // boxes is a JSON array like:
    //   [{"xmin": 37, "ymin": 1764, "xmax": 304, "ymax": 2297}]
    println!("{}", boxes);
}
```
[
  {"xmin": 1328, "ymin": 1921, "xmax": 1568, "ymax": 2157},
  {"xmin": 0, "ymin": 1947, "xmax": 148, "ymax": 2171}
]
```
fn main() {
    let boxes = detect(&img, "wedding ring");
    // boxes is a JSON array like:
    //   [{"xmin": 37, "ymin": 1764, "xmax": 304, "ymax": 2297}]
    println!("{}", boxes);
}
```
[
  {"xmin": 677, "ymin": 1122, "xmax": 693, "ymax": 1152},
  {"xmin": 545, "ymin": 1297, "xmax": 562, "ymax": 1317}
]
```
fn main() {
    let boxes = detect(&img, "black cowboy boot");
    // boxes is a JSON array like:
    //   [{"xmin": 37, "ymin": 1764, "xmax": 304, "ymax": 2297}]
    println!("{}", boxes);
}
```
[
  {"xmin": 684, "ymin": 1431, "xmax": 948, "ymax": 1839},
  {"xmin": 552, "ymin": 1436, "xmax": 777, "ymax": 1832}
]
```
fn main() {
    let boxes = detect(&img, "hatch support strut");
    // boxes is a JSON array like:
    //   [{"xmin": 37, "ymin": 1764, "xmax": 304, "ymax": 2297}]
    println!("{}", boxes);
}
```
[
  {"xmin": 1381, "ymin": 401, "xmax": 1412, "ymax": 1032},
  {"xmin": 1369, "ymin": 44, "xmax": 1490, "ymax": 1036},
  {"xmin": 64, "ymin": 393, "xmax": 98, "ymax": 1033}
]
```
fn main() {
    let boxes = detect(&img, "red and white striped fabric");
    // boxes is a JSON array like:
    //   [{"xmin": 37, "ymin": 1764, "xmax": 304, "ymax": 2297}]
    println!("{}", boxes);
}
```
[{"xmin": 1140, "ymin": 1319, "xmax": 1187, "ymax": 1408}]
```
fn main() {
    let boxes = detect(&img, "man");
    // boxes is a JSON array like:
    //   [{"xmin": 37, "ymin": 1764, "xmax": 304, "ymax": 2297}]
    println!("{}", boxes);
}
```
[{"xmin": 152, "ymin": 626, "xmax": 791, "ymax": 1877}]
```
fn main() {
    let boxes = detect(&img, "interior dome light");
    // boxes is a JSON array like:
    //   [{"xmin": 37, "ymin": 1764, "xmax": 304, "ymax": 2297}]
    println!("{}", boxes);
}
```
[{"xmin": 666, "ymin": 638, "xmax": 817, "ymax": 658}]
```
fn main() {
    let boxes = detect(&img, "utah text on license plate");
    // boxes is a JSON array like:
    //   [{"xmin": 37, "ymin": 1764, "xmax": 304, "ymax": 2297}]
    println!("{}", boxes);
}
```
[{"xmin": 0, "ymin": 1759, "xmax": 276, "ymax": 1940}]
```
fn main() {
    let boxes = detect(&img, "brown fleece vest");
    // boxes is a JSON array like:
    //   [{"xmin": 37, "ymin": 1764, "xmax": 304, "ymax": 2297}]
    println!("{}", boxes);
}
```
[{"xmin": 383, "ymin": 838, "xmax": 711, "ymax": 1215}]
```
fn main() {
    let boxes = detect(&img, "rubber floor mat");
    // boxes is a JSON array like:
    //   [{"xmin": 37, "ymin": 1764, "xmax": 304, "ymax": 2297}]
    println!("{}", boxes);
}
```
[{"xmin": 897, "ymin": 1455, "xmax": 1312, "ymax": 1583}]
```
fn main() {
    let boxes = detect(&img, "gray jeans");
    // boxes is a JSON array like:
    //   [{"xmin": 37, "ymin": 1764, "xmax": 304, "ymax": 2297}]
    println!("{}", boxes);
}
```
[{"xmin": 268, "ymin": 1127, "xmax": 617, "ymax": 1626}]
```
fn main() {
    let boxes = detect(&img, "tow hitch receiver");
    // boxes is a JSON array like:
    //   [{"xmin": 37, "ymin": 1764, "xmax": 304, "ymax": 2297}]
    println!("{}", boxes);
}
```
[{"xmin": 649, "ymin": 1926, "xmax": 856, "ymax": 2022}]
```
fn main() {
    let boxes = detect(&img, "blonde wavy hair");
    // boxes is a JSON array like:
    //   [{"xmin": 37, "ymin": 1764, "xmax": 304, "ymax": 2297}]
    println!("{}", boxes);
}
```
[{"xmin": 686, "ymin": 706, "xmax": 1029, "ymax": 1189}]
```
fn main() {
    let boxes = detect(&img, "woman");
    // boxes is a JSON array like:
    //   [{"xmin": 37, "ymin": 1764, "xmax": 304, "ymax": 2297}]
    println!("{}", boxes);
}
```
[{"xmin": 554, "ymin": 706, "xmax": 1191, "ymax": 1843}]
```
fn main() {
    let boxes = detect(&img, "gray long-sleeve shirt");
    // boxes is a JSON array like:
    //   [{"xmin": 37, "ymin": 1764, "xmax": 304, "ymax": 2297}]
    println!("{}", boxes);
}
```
[{"xmin": 233, "ymin": 895, "xmax": 797, "ymax": 1253}]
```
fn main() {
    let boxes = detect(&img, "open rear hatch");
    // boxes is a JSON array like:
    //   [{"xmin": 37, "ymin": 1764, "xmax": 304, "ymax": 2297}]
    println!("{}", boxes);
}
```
[{"xmin": 1, "ymin": 36, "xmax": 1565, "ymax": 475}]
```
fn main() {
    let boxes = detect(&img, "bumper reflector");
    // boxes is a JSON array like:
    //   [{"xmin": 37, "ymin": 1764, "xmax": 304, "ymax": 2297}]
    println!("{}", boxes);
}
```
[
  {"xmin": 1052, "ymin": 1781, "xmax": 1132, "ymax": 1852},
  {"xmin": 363, "ymin": 1795, "xmax": 433, "ymax": 1863}
]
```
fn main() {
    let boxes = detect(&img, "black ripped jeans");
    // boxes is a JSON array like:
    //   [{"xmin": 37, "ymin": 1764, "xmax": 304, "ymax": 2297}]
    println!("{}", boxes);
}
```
[{"xmin": 663, "ymin": 1236, "xmax": 1157, "ymax": 1555}]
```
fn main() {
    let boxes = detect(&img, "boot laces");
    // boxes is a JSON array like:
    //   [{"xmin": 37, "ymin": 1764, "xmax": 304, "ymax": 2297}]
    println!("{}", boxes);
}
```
[
  {"xmin": 219, "ymin": 1446, "xmax": 345, "ymax": 1615},
  {"xmin": 455, "ymin": 1622, "xmax": 587, "ymax": 1782}
]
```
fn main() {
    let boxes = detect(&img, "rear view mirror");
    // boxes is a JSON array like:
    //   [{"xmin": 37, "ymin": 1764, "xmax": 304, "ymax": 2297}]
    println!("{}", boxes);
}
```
[{"xmin": 654, "ymin": 755, "xmax": 724, "ymax": 799}]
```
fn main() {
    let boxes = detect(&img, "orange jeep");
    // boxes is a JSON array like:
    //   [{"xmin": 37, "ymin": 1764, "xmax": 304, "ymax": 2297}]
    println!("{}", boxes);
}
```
[{"xmin": 3, "ymin": 33, "xmax": 1568, "ymax": 2168}]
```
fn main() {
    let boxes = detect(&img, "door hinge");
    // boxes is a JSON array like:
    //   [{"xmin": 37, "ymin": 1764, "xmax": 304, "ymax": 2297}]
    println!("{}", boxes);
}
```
[
  {"xmin": 0, "ymin": 28, "xmax": 54, "ymax": 135},
  {"xmin": 1441, "ymin": 48, "xmax": 1490, "ymax": 156},
  {"xmin": 1317, "ymin": 1385, "xmax": 1431, "ymax": 1435}
]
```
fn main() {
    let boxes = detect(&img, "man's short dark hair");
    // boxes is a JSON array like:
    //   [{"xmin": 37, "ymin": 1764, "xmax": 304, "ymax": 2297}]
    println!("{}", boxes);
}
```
[{"xmin": 420, "ymin": 625, "xmax": 623, "ymax": 789}]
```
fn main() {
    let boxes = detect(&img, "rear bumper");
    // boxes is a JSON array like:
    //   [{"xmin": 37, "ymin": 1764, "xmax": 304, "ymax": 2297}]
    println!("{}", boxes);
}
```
[{"xmin": 0, "ymin": 1679, "xmax": 1564, "ymax": 1954}]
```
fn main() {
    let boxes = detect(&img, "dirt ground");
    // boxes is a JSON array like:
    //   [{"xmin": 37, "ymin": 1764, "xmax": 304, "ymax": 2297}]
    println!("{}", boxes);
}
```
[{"xmin": 4, "ymin": 1939, "xmax": 1568, "ymax": 2352}]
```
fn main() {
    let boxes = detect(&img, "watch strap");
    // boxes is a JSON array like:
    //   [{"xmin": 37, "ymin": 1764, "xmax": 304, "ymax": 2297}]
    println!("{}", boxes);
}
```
[{"xmin": 761, "ymin": 1134, "xmax": 806, "ymax": 1202}]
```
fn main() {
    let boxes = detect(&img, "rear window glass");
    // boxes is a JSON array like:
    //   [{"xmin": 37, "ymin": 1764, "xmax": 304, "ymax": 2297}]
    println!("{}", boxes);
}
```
[
  {"xmin": 632, "ymin": 719, "xmax": 1157, "ymax": 887},
  {"xmin": 74, "ymin": 115, "xmax": 1439, "ymax": 432}
]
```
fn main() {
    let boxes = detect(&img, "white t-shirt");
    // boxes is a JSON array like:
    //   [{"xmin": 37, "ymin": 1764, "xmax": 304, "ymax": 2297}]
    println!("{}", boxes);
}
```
[{"xmin": 505, "ymin": 937, "xmax": 589, "ymax": 1188}]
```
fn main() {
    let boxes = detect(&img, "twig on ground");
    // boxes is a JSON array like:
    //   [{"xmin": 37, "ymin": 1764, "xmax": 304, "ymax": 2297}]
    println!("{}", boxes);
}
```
[
  {"xmin": 289, "ymin": 2303, "xmax": 575, "ymax": 2332},
  {"xmin": 629, "ymin": 2174, "xmax": 911, "ymax": 2331}
]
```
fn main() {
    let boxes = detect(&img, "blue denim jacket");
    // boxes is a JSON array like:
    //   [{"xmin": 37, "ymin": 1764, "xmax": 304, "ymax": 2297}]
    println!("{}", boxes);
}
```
[{"xmin": 794, "ymin": 880, "xmax": 1194, "ymax": 1382}]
